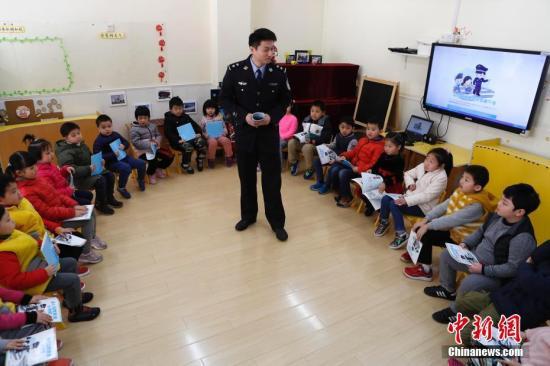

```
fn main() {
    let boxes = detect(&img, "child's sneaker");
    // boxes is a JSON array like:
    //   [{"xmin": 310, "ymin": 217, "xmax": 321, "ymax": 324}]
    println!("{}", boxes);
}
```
[
  {"xmin": 432, "ymin": 307, "xmax": 457, "ymax": 324},
  {"xmin": 95, "ymin": 203, "xmax": 114, "ymax": 215},
  {"xmin": 303, "ymin": 169, "xmax": 314, "ymax": 180},
  {"xmin": 91, "ymin": 236, "xmax": 108, "ymax": 250},
  {"xmin": 318, "ymin": 184, "xmax": 330, "ymax": 195},
  {"xmin": 117, "ymin": 187, "xmax": 131, "ymax": 199},
  {"xmin": 79, "ymin": 251, "xmax": 103, "ymax": 264},
  {"xmin": 138, "ymin": 179, "xmax": 146, "ymax": 191},
  {"xmin": 403, "ymin": 265, "xmax": 433, "ymax": 281},
  {"xmin": 80, "ymin": 281, "xmax": 85, "ymax": 291},
  {"xmin": 374, "ymin": 219, "xmax": 390, "ymax": 237},
  {"xmin": 156, "ymin": 169, "xmax": 167, "ymax": 178},
  {"xmin": 208, "ymin": 159, "xmax": 215, "ymax": 169},
  {"xmin": 225, "ymin": 157, "xmax": 234, "ymax": 167},
  {"xmin": 182, "ymin": 164, "xmax": 194, "ymax": 174},
  {"xmin": 148, "ymin": 174, "xmax": 157, "ymax": 184},
  {"xmin": 68, "ymin": 305, "xmax": 100, "ymax": 322},
  {"xmin": 364, "ymin": 205, "xmax": 375, "ymax": 217},
  {"xmin": 423, "ymin": 285, "xmax": 456, "ymax": 301},
  {"xmin": 389, "ymin": 233, "xmax": 408, "ymax": 249},
  {"xmin": 290, "ymin": 161, "xmax": 299, "ymax": 176},
  {"xmin": 108, "ymin": 198, "xmax": 123, "ymax": 208},
  {"xmin": 336, "ymin": 199, "xmax": 351, "ymax": 208},
  {"xmin": 400, "ymin": 252, "xmax": 412, "ymax": 263},
  {"xmin": 310, "ymin": 182, "xmax": 323, "ymax": 191},
  {"xmin": 197, "ymin": 159, "xmax": 204, "ymax": 172},
  {"xmin": 78, "ymin": 266, "xmax": 90, "ymax": 277}
]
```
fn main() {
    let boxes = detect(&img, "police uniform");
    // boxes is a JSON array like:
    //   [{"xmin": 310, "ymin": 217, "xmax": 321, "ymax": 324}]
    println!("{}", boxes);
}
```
[
  {"xmin": 220, "ymin": 55, "xmax": 291, "ymax": 230},
  {"xmin": 473, "ymin": 64, "xmax": 489, "ymax": 96}
]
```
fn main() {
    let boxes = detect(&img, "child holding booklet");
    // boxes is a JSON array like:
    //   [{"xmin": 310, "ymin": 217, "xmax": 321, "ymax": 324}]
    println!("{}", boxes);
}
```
[
  {"xmin": 402, "ymin": 165, "xmax": 498, "ymax": 281},
  {"xmin": 93, "ymin": 114, "xmax": 146, "ymax": 197},
  {"xmin": 199, "ymin": 99, "xmax": 233, "ymax": 168},
  {"xmin": 6, "ymin": 152, "xmax": 104, "ymax": 264},
  {"xmin": 424, "ymin": 183, "xmax": 539, "ymax": 324}
]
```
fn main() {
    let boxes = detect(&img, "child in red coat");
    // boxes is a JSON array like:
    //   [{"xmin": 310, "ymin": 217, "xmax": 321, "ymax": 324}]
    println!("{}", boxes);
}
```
[
  {"xmin": 6, "ymin": 152, "xmax": 104, "ymax": 264},
  {"xmin": 321, "ymin": 121, "xmax": 385, "ymax": 207},
  {"xmin": 24, "ymin": 134, "xmax": 94, "ymax": 205}
]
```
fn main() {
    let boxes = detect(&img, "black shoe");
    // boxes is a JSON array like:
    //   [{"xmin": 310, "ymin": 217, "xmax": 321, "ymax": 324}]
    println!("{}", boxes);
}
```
[
  {"xmin": 424, "ymin": 285, "xmax": 456, "ymax": 301},
  {"xmin": 432, "ymin": 307, "xmax": 457, "ymax": 324},
  {"xmin": 274, "ymin": 228, "xmax": 288, "ymax": 242},
  {"xmin": 235, "ymin": 219, "xmax": 255, "ymax": 231},
  {"xmin": 333, "ymin": 196, "xmax": 341, "ymax": 203},
  {"xmin": 95, "ymin": 203, "xmax": 114, "ymax": 215},
  {"xmin": 197, "ymin": 159, "xmax": 204, "ymax": 172},
  {"xmin": 182, "ymin": 164, "xmax": 194, "ymax": 174},
  {"xmin": 107, "ymin": 198, "xmax": 123, "ymax": 208},
  {"xmin": 68, "ymin": 305, "xmax": 101, "ymax": 322},
  {"xmin": 364, "ymin": 205, "xmax": 375, "ymax": 217},
  {"xmin": 63, "ymin": 292, "xmax": 94, "ymax": 308}
]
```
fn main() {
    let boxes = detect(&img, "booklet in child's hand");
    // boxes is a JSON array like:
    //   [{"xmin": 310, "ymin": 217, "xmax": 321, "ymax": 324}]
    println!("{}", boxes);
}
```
[
  {"xmin": 40, "ymin": 234, "xmax": 59, "ymax": 270},
  {"xmin": 53, "ymin": 233, "xmax": 86, "ymax": 247},
  {"xmin": 177, "ymin": 124, "xmax": 196, "ymax": 142},
  {"xmin": 109, "ymin": 138, "xmax": 127, "ymax": 161},
  {"xmin": 206, "ymin": 121, "xmax": 224, "ymax": 139},
  {"xmin": 294, "ymin": 131, "xmax": 308, "ymax": 143},
  {"xmin": 63, "ymin": 204, "xmax": 94, "ymax": 222},
  {"xmin": 17, "ymin": 297, "xmax": 63, "ymax": 323},
  {"xmin": 316, "ymin": 144, "xmax": 337, "ymax": 165},
  {"xmin": 146, "ymin": 142, "xmax": 158, "ymax": 161},
  {"xmin": 407, "ymin": 231, "xmax": 423, "ymax": 264},
  {"xmin": 5, "ymin": 327, "xmax": 58, "ymax": 366},
  {"xmin": 445, "ymin": 243, "xmax": 479, "ymax": 265},
  {"xmin": 91, "ymin": 152, "xmax": 103, "ymax": 176}
]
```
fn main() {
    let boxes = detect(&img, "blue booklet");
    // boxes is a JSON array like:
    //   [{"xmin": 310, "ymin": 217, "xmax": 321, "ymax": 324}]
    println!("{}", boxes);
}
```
[
  {"xmin": 206, "ymin": 121, "xmax": 224, "ymax": 138},
  {"xmin": 41, "ymin": 233, "xmax": 59, "ymax": 270},
  {"xmin": 109, "ymin": 138, "xmax": 127, "ymax": 161},
  {"xmin": 91, "ymin": 152, "xmax": 103, "ymax": 176},
  {"xmin": 177, "ymin": 123, "xmax": 196, "ymax": 142}
]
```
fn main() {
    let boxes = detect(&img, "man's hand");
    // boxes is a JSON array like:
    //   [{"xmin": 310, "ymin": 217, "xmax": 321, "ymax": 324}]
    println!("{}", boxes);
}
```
[
  {"xmin": 257, "ymin": 114, "xmax": 271, "ymax": 127},
  {"xmin": 468, "ymin": 263, "xmax": 483, "ymax": 274},
  {"xmin": 245, "ymin": 113, "xmax": 258, "ymax": 128}
]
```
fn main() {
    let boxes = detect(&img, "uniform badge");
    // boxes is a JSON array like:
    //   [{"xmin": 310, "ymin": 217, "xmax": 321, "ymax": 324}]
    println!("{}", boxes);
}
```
[
  {"xmin": 238, "ymin": 81, "xmax": 248, "ymax": 86},
  {"xmin": 243, "ymin": 66, "xmax": 249, "ymax": 70},
  {"xmin": 268, "ymin": 68, "xmax": 273, "ymax": 72}
]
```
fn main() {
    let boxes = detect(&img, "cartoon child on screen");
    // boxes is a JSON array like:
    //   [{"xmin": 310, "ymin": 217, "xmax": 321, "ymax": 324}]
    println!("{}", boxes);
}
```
[
  {"xmin": 473, "ymin": 64, "xmax": 489, "ymax": 96},
  {"xmin": 453, "ymin": 73, "xmax": 463, "ymax": 93},
  {"xmin": 461, "ymin": 76, "xmax": 473, "ymax": 94}
]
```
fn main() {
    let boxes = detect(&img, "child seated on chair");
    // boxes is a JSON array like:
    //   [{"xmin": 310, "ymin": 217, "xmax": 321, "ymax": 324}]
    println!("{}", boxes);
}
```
[
  {"xmin": 309, "ymin": 116, "xmax": 357, "ymax": 193},
  {"xmin": 374, "ymin": 147, "xmax": 452, "ymax": 249},
  {"xmin": 323, "ymin": 121, "xmax": 385, "ymax": 207},
  {"xmin": 402, "ymin": 165, "xmax": 498, "ymax": 281},
  {"xmin": 56, "ymin": 121, "xmax": 123, "ymax": 214},
  {"xmin": 288, "ymin": 100, "xmax": 332, "ymax": 179},
  {"xmin": 278, "ymin": 102, "xmax": 298, "ymax": 163},
  {"xmin": 93, "ymin": 114, "xmax": 146, "ymax": 198},
  {"xmin": 24, "ymin": 134, "xmax": 94, "ymax": 205},
  {"xmin": 164, "ymin": 96, "xmax": 207, "ymax": 174},
  {"xmin": 424, "ymin": 183, "xmax": 539, "ymax": 324},
  {"xmin": 361, "ymin": 131, "xmax": 406, "ymax": 217},
  {"xmin": 454, "ymin": 240, "xmax": 550, "ymax": 347},
  {"xmin": 6, "ymin": 152, "xmax": 104, "ymax": 265},
  {"xmin": 0, "ymin": 206, "xmax": 100, "ymax": 322},
  {"xmin": 199, "ymin": 99, "xmax": 234, "ymax": 169},
  {"xmin": 130, "ymin": 106, "xmax": 174, "ymax": 184}
]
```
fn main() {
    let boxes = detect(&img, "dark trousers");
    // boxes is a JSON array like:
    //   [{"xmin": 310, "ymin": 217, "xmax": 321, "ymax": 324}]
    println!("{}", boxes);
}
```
[
  {"xmin": 139, "ymin": 152, "xmax": 175, "ymax": 176},
  {"xmin": 325, "ymin": 162, "xmax": 359, "ymax": 199},
  {"xmin": 73, "ymin": 189, "xmax": 94, "ymax": 205},
  {"xmin": 417, "ymin": 229, "xmax": 455, "ymax": 265},
  {"xmin": 93, "ymin": 171, "xmax": 116, "ymax": 204},
  {"xmin": 313, "ymin": 157, "xmax": 325, "ymax": 184},
  {"xmin": 44, "ymin": 257, "xmax": 81, "ymax": 310},
  {"xmin": 237, "ymin": 146, "xmax": 285, "ymax": 230},
  {"xmin": 380, "ymin": 195, "xmax": 424, "ymax": 233},
  {"xmin": 172, "ymin": 138, "xmax": 207, "ymax": 166},
  {"xmin": 108, "ymin": 156, "xmax": 146, "ymax": 188}
]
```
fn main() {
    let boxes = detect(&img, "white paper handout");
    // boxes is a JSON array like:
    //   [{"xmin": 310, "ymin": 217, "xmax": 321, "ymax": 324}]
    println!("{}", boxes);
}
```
[
  {"xmin": 63, "ymin": 204, "xmax": 94, "ymax": 222},
  {"xmin": 17, "ymin": 297, "xmax": 63, "ymax": 323},
  {"xmin": 303, "ymin": 122, "xmax": 323, "ymax": 138},
  {"xmin": 406, "ymin": 231, "xmax": 423, "ymax": 264},
  {"xmin": 316, "ymin": 144, "xmax": 337, "ymax": 165},
  {"xmin": 5, "ymin": 327, "xmax": 58, "ymax": 366},
  {"xmin": 53, "ymin": 233, "xmax": 87, "ymax": 247},
  {"xmin": 294, "ymin": 131, "xmax": 308, "ymax": 143},
  {"xmin": 445, "ymin": 243, "xmax": 479, "ymax": 265}
]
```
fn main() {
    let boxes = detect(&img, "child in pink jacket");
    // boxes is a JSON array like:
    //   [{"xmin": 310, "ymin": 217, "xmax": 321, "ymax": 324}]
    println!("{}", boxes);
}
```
[
  {"xmin": 24, "ymin": 134, "xmax": 94, "ymax": 205},
  {"xmin": 279, "ymin": 103, "xmax": 298, "ymax": 162}
]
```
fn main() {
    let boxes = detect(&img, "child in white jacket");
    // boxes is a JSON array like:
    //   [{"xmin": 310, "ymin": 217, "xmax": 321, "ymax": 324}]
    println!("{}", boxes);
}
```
[{"xmin": 374, "ymin": 148, "xmax": 453, "ymax": 249}]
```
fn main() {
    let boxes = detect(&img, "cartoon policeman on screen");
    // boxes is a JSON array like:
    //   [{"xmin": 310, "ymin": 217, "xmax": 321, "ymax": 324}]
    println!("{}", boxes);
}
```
[{"xmin": 473, "ymin": 64, "xmax": 489, "ymax": 96}]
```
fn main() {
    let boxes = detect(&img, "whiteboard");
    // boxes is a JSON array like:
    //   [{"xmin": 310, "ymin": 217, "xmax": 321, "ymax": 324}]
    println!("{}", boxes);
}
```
[{"xmin": 0, "ymin": 21, "xmax": 164, "ymax": 94}]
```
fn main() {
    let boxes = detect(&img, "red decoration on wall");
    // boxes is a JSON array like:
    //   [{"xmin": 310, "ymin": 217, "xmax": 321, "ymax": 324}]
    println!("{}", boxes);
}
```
[
  {"xmin": 159, "ymin": 39, "xmax": 165, "ymax": 51},
  {"xmin": 158, "ymin": 55, "xmax": 165, "ymax": 68},
  {"xmin": 158, "ymin": 71, "xmax": 165, "ymax": 82},
  {"xmin": 156, "ymin": 24, "xmax": 163, "ymax": 36}
]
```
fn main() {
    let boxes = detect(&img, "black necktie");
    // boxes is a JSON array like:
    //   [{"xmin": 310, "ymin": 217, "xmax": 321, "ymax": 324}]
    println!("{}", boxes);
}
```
[{"xmin": 256, "ymin": 69, "xmax": 263, "ymax": 81}]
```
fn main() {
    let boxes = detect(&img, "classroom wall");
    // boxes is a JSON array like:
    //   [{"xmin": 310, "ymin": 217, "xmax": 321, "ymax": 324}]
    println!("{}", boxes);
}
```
[
  {"xmin": 322, "ymin": 0, "xmax": 550, "ymax": 158},
  {"xmin": 251, "ymin": 0, "xmax": 325, "ymax": 60}
]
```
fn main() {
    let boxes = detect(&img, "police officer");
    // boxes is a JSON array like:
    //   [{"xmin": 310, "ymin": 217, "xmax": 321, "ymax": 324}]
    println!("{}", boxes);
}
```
[{"xmin": 220, "ymin": 28, "xmax": 291, "ymax": 241}]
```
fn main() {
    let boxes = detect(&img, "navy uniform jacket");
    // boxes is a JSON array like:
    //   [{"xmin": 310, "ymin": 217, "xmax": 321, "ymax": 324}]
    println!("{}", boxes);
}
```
[{"xmin": 220, "ymin": 56, "xmax": 291, "ymax": 153}]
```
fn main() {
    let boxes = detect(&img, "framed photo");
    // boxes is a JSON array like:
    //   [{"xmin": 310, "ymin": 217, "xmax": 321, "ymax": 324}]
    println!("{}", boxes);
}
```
[
  {"xmin": 294, "ymin": 50, "xmax": 310, "ymax": 64},
  {"xmin": 311, "ymin": 55, "xmax": 323, "ymax": 64},
  {"xmin": 285, "ymin": 54, "xmax": 296, "ymax": 64},
  {"xmin": 109, "ymin": 92, "xmax": 127, "ymax": 107},
  {"xmin": 182, "ymin": 100, "xmax": 197, "ymax": 114},
  {"xmin": 156, "ymin": 88, "xmax": 172, "ymax": 102}
]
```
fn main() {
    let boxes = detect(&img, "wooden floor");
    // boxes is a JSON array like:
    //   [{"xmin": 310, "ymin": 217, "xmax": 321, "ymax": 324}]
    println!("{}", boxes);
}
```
[{"xmin": 61, "ymin": 164, "xmax": 452, "ymax": 366}]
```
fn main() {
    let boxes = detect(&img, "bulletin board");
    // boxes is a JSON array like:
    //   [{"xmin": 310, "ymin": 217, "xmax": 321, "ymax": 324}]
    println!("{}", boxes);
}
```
[{"xmin": 0, "ymin": 21, "xmax": 163, "ymax": 95}]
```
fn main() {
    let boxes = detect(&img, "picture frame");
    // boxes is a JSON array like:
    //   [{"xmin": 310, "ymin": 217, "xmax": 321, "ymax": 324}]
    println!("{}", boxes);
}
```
[
  {"xmin": 311, "ymin": 55, "xmax": 323, "ymax": 64},
  {"xmin": 182, "ymin": 100, "xmax": 197, "ymax": 114},
  {"xmin": 156, "ymin": 88, "xmax": 172, "ymax": 102},
  {"xmin": 285, "ymin": 54, "xmax": 296, "ymax": 64},
  {"xmin": 294, "ymin": 50, "xmax": 310, "ymax": 64},
  {"xmin": 109, "ymin": 92, "xmax": 127, "ymax": 107}
]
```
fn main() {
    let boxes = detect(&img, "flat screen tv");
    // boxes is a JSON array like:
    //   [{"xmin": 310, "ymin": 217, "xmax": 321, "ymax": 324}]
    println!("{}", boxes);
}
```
[{"xmin": 423, "ymin": 43, "xmax": 549, "ymax": 134}]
